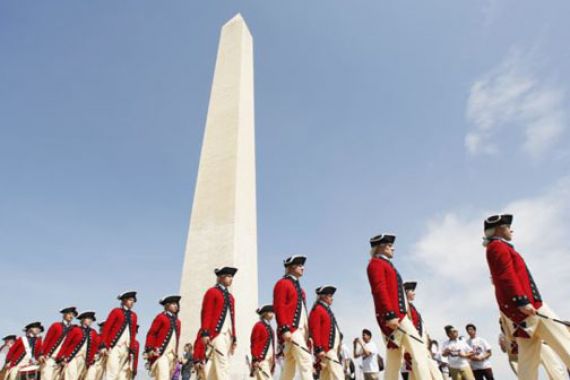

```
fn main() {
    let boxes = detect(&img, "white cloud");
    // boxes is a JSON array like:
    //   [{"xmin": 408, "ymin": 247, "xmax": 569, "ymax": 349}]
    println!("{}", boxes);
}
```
[
  {"xmin": 466, "ymin": 47, "xmax": 567, "ymax": 159},
  {"xmin": 410, "ymin": 177, "xmax": 570, "ymax": 379}
]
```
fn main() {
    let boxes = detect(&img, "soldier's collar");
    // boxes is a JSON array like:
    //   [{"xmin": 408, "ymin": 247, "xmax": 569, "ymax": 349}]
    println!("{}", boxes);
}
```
[
  {"xmin": 374, "ymin": 254, "xmax": 392, "ymax": 262},
  {"xmin": 284, "ymin": 274, "xmax": 299, "ymax": 282},
  {"xmin": 216, "ymin": 284, "xmax": 227, "ymax": 291},
  {"xmin": 318, "ymin": 300, "xmax": 330, "ymax": 309},
  {"xmin": 488, "ymin": 237, "xmax": 514, "ymax": 247}
]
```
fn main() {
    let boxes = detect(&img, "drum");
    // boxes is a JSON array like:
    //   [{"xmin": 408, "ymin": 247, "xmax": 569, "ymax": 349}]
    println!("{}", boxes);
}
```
[{"xmin": 17, "ymin": 365, "xmax": 39, "ymax": 380}]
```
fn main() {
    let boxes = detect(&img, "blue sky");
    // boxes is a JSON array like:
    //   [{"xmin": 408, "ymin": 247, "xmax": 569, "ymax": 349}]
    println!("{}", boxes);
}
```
[{"xmin": 1, "ymin": 1, "xmax": 569, "ymax": 378}]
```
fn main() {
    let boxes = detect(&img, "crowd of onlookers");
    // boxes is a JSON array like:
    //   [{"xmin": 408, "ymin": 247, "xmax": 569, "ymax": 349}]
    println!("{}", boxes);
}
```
[{"xmin": 337, "ymin": 323, "xmax": 494, "ymax": 380}]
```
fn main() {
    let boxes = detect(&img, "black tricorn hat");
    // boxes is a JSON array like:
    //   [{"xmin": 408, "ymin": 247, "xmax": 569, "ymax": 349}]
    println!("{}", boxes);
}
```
[
  {"xmin": 484, "ymin": 214, "xmax": 513, "ymax": 230},
  {"xmin": 24, "ymin": 322, "xmax": 44, "ymax": 333},
  {"xmin": 97, "ymin": 320, "xmax": 106, "ymax": 328},
  {"xmin": 315, "ymin": 285, "xmax": 337, "ymax": 295},
  {"xmin": 59, "ymin": 306, "xmax": 78, "ymax": 316},
  {"xmin": 214, "ymin": 267, "xmax": 238, "ymax": 277},
  {"xmin": 370, "ymin": 234, "xmax": 396, "ymax": 247},
  {"xmin": 117, "ymin": 291, "xmax": 137, "ymax": 302},
  {"xmin": 2, "ymin": 335, "xmax": 16, "ymax": 341},
  {"xmin": 403, "ymin": 282, "xmax": 417, "ymax": 291},
  {"xmin": 159, "ymin": 295, "xmax": 182, "ymax": 306},
  {"xmin": 77, "ymin": 311, "xmax": 96, "ymax": 321},
  {"xmin": 283, "ymin": 255, "xmax": 307, "ymax": 267},
  {"xmin": 256, "ymin": 304, "xmax": 274, "ymax": 315}
]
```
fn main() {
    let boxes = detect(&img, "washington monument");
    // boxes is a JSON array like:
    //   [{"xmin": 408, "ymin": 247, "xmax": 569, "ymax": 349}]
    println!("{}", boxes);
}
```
[{"xmin": 178, "ymin": 13, "xmax": 258, "ymax": 378}]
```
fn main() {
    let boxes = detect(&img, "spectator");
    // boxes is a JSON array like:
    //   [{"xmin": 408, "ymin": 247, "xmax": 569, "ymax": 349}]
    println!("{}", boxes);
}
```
[
  {"xmin": 442, "ymin": 325, "xmax": 475, "ymax": 380},
  {"xmin": 429, "ymin": 340, "xmax": 450, "ymax": 380},
  {"xmin": 340, "ymin": 343, "xmax": 356, "ymax": 380},
  {"xmin": 465, "ymin": 324, "xmax": 494, "ymax": 380},
  {"xmin": 180, "ymin": 343, "xmax": 193, "ymax": 380},
  {"xmin": 354, "ymin": 329, "xmax": 382, "ymax": 380}
]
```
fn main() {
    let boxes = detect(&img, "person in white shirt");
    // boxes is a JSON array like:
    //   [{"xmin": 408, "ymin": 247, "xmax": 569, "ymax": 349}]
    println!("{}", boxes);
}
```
[
  {"xmin": 340, "ymin": 343, "xmax": 356, "ymax": 380},
  {"xmin": 441, "ymin": 326, "xmax": 474, "ymax": 380},
  {"xmin": 465, "ymin": 324, "xmax": 494, "ymax": 380},
  {"xmin": 429, "ymin": 340, "xmax": 449, "ymax": 380},
  {"xmin": 354, "ymin": 329, "xmax": 382, "ymax": 380}
]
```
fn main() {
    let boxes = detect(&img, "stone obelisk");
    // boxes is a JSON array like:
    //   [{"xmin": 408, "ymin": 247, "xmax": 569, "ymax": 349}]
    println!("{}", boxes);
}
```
[{"xmin": 179, "ymin": 14, "xmax": 258, "ymax": 378}]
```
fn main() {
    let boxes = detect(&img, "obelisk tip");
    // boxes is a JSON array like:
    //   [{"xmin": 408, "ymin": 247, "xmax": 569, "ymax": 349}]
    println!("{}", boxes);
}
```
[{"xmin": 224, "ymin": 13, "xmax": 248, "ymax": 27}]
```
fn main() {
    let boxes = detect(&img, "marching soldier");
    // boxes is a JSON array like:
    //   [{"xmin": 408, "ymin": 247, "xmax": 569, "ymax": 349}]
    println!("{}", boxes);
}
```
[
  {"xmin": 483, "ymin": 214, "xmax": 570, "ymax": 380},
  {"xmin": 309, "ymin": 285, "xmax": 344, "ymax": 380},
  {"xmin": 194, "ymin": 267, "xmax": 237, "ymax": 380},
  {"xmin": 39, "ymin": 306, "xmax": 78, "ymax": 380},
  {"xmin": 4, "ymin": 322, "xmax": 44, "ymax": 380},
  {"xmin": 250, "ymin": 304, "xmax": 276, "ymax": 380},
  {"xmin": 100, "ymin": 291, "xmax": 139, "ymax": 380},
  {"xmin": 145, "ymin": 295, "xmax": 182, "ymax": 380},
  {"xmin": 402, "ymin": 282, "xmax": 443, "ymax": 380},
  {"xmin": 273, "ymin": 255, "xmax": 312, "ymax": 380},
  {"xmin": 84, "ymin": 320, "xmax": 106, "ymax": 380},
  {"xmin": 56, "ymin": 311, "xmax": 99, "ymax": 380},
  {"xmin": 366, "ymin": 234, "xmax": 431, "ymax": 380}
]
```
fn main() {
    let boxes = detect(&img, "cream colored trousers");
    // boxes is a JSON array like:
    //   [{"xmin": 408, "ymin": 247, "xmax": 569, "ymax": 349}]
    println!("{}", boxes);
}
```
[
  {"xmin": 151, "ymin": 335, "xmax": 178, "ymax": 380},
  {"xmin": 105, "ymin": 344, "xmax": 130, "ymax": 380},
  {"xmin": 206, "ymin": 331, "xmax": 233, "ymax": 380},
  {"xmin": 41, "ymin": 357, "xmax": 63, "ymax": 380},
  {"xmin": 513, "ymin": 304, "xmax": 570, "ymax": 380},
  {"xmin": 319, "ymin": 350, "xmax": 344, "ymax": 380},
  {"xmin": 83, "ymin": 357, "xmax": 105, "ymax": 380},
  {"xmin": 279, "ymin": 329, "xmax": 313, "ymax": 380},
  {"xmin": 63, "ymin": 343, "xmax": 87, "ymax": 380},
  {"xmin": 510, "ymin": 339, "xmax": 568, "ymax": 380},
  {"xmin": 383, "ymin": 317, "xmax": 432, "ymax": 380}
]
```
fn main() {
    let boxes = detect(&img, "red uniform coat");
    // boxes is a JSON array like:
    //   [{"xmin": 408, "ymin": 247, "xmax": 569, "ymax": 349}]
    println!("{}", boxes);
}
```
[
  {"xmin": 250, "ymin": 320, "xmax": 275, "ymax": 362},
  {"xmin": 193, "ymin": 285, "xmax": 235, "ymax": 362},
  {"xmin": 486, "ymin": 239, "xmax": 543, "ymax": 325},
  {"xmin": 408, "ymin": 303, "xmax": 423, "ymax": 337},
  {"xmin": 273, "ymin": 276, "xmax": 307, "ymax": 337},
  {"xmin": 309, "ymin": 302, "xmax": 342, "ymax": 354},
  {"xmin": 367, "ymin": 256, "xmax": 407, "ymax": 336},
  {"xmin": 41, "ymin": 322, "xmax": 73, "ymax": 357},
  {"xmin": 56, "ymin": 326, "xmax": 99, "ymax": 366},
  {"xmin": 4, "ymin": 336, "xmax": 42, "ymax": 369},
  {"xmin": 199, "ymin": 285, "xmax": 235, "ymax": 341},
  {"xmin": 144, "ymin": 312, "xmax": 181, "ymax": 363},
  {"xmin": 100, "ymin": 308, "xmax": 138, "ymax": 350}
]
